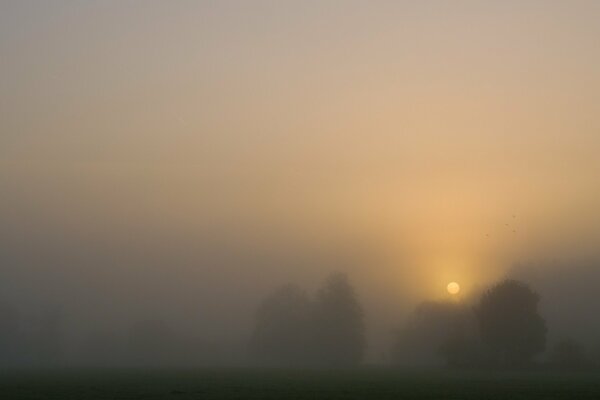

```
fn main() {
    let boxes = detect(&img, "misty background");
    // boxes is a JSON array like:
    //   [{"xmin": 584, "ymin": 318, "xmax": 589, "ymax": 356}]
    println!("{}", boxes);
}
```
[{"xmin": 1, "ymin": 1, "xmax": 600, "ymax": 366}]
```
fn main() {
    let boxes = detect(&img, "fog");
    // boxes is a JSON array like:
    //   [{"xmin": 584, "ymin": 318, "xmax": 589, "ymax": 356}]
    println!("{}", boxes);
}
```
[{"xmin": 1, "ymin": 1, "xmax": 600, "ymax": 367}]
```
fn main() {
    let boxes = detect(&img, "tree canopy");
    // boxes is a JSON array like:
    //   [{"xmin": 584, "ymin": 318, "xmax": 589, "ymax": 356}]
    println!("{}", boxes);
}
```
[
  {"xmin": 313, "ymin": 273, "xmax": 366, "ymax": 366},
  {"xmin": 476, "ymin": 279, "xmax": 546, "ymax": 366},
  {"xmin": 251, "ymin": 273, "xmax": 365, "ymax": 366}
]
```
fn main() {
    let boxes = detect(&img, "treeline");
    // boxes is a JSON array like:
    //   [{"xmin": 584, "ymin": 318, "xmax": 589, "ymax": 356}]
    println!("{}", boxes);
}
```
[
  {"xmin": 0, "ymin": 273, "xmax": 366, "ymax": 368},
  {"xmin": 0, "ymin": 274, "xmax": 595, "ymax": 368},
  {"xmin": 0, "ymin": 306, "xmax": 226, "ymax": 367},
  {"xmin": 252, "ymin": 277, "xmax": 595, "ymax": 369},
  {"xmin": 392, "ymin": 279, "xmax": 593, "ymax": 369},
  {"xmin": 393, "ymin": 280, "xmax": 548, "ymax": 368}
]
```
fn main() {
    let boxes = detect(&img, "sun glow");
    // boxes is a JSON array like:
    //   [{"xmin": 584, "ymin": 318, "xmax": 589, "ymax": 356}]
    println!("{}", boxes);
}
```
[{"xmin": 447, "ymin": 282, "xmax": 460, "ymax": 295}]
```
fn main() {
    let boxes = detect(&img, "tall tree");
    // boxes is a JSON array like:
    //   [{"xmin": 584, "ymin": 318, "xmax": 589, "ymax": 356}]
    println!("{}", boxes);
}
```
[
  {"xmin": 476, "ymin": 279, "xmax": 546, "ymax": 366},
  {"xmin": 251, "ymin": 284, "xmax": 313, "ymax": 365},
  {"xmin": 313, "ymin": 273, "xmax": 365, "ymax": 366}
]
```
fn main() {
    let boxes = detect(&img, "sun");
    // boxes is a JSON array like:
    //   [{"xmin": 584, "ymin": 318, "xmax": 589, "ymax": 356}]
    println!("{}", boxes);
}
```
[{"xmin": 447, "ymin": 281, "xmax": 460, "ymax": 295}]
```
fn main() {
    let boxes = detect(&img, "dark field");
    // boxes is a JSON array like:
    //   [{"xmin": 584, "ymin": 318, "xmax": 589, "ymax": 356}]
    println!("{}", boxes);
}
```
[{"xmin": 1, "ymin": 368, "xmax": 600, "ymax": 400}]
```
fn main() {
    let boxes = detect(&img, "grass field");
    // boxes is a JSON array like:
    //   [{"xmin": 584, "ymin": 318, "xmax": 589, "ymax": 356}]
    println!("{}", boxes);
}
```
[{"xmin": 1, "ymin": 368, "xmax": 599, "ymax": 399}]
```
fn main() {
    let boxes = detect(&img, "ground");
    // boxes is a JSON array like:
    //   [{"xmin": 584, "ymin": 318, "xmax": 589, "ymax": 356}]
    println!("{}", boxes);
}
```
[{"xmin": 1, "ymin": 368, "xmax": 599, "ymax": 399}]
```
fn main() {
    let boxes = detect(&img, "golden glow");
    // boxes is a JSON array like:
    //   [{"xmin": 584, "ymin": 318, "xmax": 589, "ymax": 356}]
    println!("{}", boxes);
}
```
[
  {"xmin": 1, "ymin": 2, "xmax": 600, "ymax": 307},
  {"xmin": 447, "ymin": 282, "xmax": 460, "ymax": 295}
]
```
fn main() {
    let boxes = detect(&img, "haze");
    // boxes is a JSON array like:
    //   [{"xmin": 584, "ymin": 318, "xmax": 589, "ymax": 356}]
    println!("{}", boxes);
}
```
[{"xmin": 1, "ymin": 1, "xmax": 600, "ymax": 365}]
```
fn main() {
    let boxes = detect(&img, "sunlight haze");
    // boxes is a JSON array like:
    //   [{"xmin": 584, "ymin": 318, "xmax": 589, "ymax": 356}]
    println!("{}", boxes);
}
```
[{"xmin": 1, "ymin": 0, "xmax": 600, "ymax": 363}]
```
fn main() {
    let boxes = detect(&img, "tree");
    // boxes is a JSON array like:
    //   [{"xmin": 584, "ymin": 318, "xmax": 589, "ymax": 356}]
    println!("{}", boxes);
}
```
[
  {"xmin": 476, "ymin": 279, "xmax": 546, "ymax": 366},
  {"xmin": 392, "ymin": 301, "xmax": 479, "ymax": 367},
  {"xmin": 251, "ymin": 284, "xmax": 313, "ymax": 365},
  {"xmin": 438, "ymin": 329, "xmax": 481, "ymax": 368},
  {"xmin": 313, "ymin": 273, "xmax": 365, "ymax": 366}
]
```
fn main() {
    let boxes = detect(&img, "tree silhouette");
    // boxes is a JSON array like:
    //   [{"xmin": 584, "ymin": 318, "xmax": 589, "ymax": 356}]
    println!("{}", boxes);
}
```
[
  {"xmin": 251, "ymin": 284, "xmax": 313, "ymax": 365},
  {"xmin": 392, "ymin": 300, "xmax": 479, "ymax": 367},
  {"xmin": 438, "ymin": 329, "xmax": 481, "ymax": 368},
  {"xmin": 476, "ymin": 279, "xmax": 546, "ymax": 366},
  {"xmin": 313, "ymin": 273, "xmax": 365, "ymax": 366},
  {"xmin": 252, "ymin": 274, "xmax": 366, "ymax": 366}
]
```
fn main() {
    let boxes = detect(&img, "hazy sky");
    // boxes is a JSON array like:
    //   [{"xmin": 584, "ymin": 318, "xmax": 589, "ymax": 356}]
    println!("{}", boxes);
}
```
[{"xmin": 1, "ymin": 1, "xmax": 600, "ymax": 354}]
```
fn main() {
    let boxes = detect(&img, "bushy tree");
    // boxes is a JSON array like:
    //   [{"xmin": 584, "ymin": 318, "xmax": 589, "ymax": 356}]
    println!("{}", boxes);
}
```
[
  {"xmin": 251, "ymin": 273, "xmax": 365, "ymax": 366},
  {"xmin": 251, "ymin": 284, "xmax": 313, "ymax": 365},
  {"xmin": 476, "ymin": 279, "xmax": 546, "ymax": 366},
  {"xmin": 313, "ymin": 273, "xmax": 365, "ymax": 366}
]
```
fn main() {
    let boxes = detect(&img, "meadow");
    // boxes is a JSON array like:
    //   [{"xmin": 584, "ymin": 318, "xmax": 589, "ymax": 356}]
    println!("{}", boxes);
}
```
[{"xmin": 1, "ymin": 368, "xmax": 599, "ymax": 399}]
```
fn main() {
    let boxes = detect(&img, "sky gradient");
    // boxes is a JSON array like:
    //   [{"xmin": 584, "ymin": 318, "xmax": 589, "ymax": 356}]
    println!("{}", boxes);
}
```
[{"xmin": 1, "ymin": 1, "xmax": 600, "ymax": 359}]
